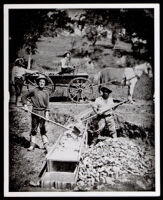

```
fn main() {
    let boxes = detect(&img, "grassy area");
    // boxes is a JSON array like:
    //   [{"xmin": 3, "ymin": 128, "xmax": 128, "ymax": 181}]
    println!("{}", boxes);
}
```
[{"xmin": 17, "ymin": 35, "xmax": 153, "ymax": 100}]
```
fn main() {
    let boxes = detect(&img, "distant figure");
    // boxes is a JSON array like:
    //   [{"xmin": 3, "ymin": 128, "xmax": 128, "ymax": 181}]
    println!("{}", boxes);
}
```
[
  {"xmin": 116, "ymin": 55, "xmax": 127, "ymax": 67},
  {"xmin": 85, "ymin": 59, "xmax": 94, "ymax": 72},
  {"xmin": 11, "ymin": 58, "xmax": 38, "ymax": 106},
  {"xmin": 59, "ymin": 51, "xmax": 75, "ymax": 74}
]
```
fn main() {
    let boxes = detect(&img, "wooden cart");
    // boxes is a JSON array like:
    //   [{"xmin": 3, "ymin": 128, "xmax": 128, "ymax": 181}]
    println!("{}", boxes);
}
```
[{"xmin": 23, "ymin": 72, "xmax": 93, "ymax": 103}]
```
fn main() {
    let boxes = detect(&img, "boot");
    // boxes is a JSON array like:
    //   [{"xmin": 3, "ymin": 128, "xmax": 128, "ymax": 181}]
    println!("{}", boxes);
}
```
[
  {"xmin": 41, "ymin": 135, "xmax": 49, "ymax": 153},
  {"xmin": 28, "ymin": 136, "xmax": 36, "ymax": 151},
  {"xmin": 16, "ymin": 96, "xmax": 22, "ymax": 106},
  {"xmin": 27, "ymin": 144, "xmax": 35, "ymax": 151}
]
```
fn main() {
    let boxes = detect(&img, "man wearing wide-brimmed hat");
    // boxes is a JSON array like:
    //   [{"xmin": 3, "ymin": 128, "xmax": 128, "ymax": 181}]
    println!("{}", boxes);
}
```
[
  {"xmin": 21, "ymin": 74, "xmax": 50, "ymax": 152},
  {"xmin": 11, "ymin": 58, "xmax": 38, "ymax": 106},
  {"xmin": 92, "ymin": 85, "xmax": 117, "ymax": 138}
]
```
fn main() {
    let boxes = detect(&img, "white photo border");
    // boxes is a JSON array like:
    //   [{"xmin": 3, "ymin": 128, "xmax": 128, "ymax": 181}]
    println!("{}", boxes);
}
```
[{"xmin": 4, "ymin": 3, "xmax": 160, "ymax": 197}]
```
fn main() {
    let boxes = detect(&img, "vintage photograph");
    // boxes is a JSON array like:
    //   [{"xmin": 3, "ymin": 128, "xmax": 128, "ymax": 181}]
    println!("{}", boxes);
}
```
[{"xmin": 4, "ymin": 3, "xmax": 160, "ymax": 197}]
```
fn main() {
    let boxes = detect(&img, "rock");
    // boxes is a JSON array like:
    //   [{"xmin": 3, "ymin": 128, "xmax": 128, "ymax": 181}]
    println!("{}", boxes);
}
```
[
  {"xmin": 105, "ymin": 177, "xmax": 114, "ymax": 185},
  {"xmin": 29, "ymin": 180, "xmax": 40, "ymax": 187}
]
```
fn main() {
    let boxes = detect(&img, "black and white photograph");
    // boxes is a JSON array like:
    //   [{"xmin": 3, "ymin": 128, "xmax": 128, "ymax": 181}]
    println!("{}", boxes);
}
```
[{"xmin": 4, "ymin": 3, "xmax": 160, "ymax": 197}]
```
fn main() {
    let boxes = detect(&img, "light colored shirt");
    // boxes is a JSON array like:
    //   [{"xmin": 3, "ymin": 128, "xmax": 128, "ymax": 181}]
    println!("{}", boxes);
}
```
[
  {"xmin": 11, "ymin": 66, "xmax": 36, "ymax": 83},
  {"xmin": 61, "ymin": 58, "xmax": 72, "ymax": 69},
  {"xmin": 94, "ymin": 96, "xmax": 115, "ymax": 115}
]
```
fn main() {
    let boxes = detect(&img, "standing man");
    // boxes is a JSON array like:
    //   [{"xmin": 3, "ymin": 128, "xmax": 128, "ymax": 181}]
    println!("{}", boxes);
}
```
[
  {"xmin": 92, "ymin": 85, "xmax": 117, "ymax": 138},
  {"xmin": 21, "ymin": 74, "xmax": 50, "ymax": 152},
  {"xmin": 11, "ymin": 58, "xmax": 38, "ymax": 106}
]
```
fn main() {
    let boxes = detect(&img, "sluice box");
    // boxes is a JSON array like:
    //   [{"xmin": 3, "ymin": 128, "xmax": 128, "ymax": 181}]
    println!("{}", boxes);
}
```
[{"xmin": 40, "ymin": 130, "xmax": 87, "ymax": 189}]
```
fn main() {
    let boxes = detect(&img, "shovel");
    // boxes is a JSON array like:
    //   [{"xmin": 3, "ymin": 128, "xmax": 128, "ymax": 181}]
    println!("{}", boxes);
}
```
[
  {"xmin": 20, "ymin": 107, "xmax": 83, "ymax": 134},
  {"xmin": 81, "ymin": 99, "xmax": 129, "ymax": 122},
  {"xmin": 21, "ymin": 107, "xmax": 72, "ymax": 131}
]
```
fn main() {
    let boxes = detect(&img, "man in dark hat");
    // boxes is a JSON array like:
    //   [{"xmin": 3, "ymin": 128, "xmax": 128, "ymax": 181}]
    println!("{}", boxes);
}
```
[
  {"xmin": 21, "ymin": 74, "xmax": 50, "ymax": 152},
  {"xmin": 11, "ymin": 58, "xmax": 38, "ymax": 106},
  {"xmin": 92, "ymin": 85, "xmax": 117, "ymax": 138}
]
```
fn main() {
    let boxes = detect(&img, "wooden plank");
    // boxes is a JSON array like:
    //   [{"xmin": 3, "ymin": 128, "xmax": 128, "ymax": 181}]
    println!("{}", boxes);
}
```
[{"xmin": 41, "ymin": 171, "xmax": 77, "ymax": 189}]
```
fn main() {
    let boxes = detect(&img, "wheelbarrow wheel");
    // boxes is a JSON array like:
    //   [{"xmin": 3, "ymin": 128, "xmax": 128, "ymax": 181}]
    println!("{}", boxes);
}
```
[{"xmin": 67, "ymin": 77, "xmax": 93, "ymax": 103}]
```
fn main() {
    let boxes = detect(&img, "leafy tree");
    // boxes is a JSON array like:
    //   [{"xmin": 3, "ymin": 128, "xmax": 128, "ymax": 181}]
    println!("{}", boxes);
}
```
[
  {"xmin": 77, "ymin": 9, "xmax": 154, "ymax": 61},
  {"xmin": 9, "ymin": 9, "xmax": 72, "ymax": 68}
]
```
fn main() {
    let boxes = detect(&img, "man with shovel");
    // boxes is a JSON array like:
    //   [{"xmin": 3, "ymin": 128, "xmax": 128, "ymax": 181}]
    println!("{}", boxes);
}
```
[
  {"xmin": 21, "ymin": 74, "xmax": 50, "ymax": 152},
  {"xmin": 91, "ymin": 85, "xmax": 117, "ymax": 138}
]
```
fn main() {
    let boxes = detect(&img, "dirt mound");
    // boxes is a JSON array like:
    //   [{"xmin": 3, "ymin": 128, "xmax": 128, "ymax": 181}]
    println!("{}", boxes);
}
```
[{"xmin": 75, "ymin": 137, "xmax": 155, "ymax": 191}]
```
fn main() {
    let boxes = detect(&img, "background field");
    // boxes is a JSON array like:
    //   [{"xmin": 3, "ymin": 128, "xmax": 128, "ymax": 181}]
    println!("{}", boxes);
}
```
[{"xmin": 15, "ymin": 35, "xmax": 154, "ymax": 101}]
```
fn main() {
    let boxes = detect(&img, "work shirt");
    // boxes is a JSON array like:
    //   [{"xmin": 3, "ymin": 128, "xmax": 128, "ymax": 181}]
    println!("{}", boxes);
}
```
[
  {"xmin": 11, "ymin": 66, "xmax": 34, "ymax": 84},
  {"xmin": 21, "ymin": 87, "xmax": 50, "ymax": 112},
  {"xmin": 61, "ymin": 58, "xmax": 72, "ymax": 69},
  {"xmin": 94, "ymin": 96, "xmax": 115, "ymax": 116}
]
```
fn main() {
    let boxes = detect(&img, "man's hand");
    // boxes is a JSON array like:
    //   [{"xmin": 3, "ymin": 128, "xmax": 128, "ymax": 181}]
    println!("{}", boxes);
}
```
[
  {"xmin": 45, "ymin": 111, "xmax": 49, "ymax": 120},
  {"xmin": 97, "ymin": 111, "xmax": 104, "ymax": 117},
  {"xmin": 24, "ymin": 104, "xmax": 28, "ymax": 112}
]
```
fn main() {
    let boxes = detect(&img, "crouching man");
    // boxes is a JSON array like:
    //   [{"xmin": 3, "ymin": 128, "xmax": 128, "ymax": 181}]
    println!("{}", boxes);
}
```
[
  {"xmin": 21, "ymin": 74, "xmax": 50, "ymax": 152},
  {"xmin": 92, "ymin": 85, "xmax": 117, "ymax": 138}
]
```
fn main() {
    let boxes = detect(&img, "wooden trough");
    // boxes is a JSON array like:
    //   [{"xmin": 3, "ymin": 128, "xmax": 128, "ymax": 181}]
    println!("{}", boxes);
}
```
[{"xmin": 40, "ymin": 122, "xmax": 88, "ymax": 190}]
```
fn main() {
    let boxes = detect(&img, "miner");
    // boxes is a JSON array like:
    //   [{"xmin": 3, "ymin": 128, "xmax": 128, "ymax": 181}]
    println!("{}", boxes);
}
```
[
  {"xmin": 11, "ymin": 58, "xmax": 38, "ymax": 106},
  {"xmin": 58, "ymin": 51, "xmax": 75, "ymax": 74},
  {"xmin": 21, "ymin": 74, "xmax": 50, "ymax": 152},
  {"xmin": 92, "ymin": 85, "xmax": 117, "ymax": 138}
]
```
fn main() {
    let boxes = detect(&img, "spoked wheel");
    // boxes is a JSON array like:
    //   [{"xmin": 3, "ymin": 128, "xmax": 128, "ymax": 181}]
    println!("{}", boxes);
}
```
[
  {"xmin": 23, "ymin": 73, "xmax": 55, "ymax": 96},
  {"xmin": 68, "ymin": 77, "xmax": 93, "ymax": 103}
]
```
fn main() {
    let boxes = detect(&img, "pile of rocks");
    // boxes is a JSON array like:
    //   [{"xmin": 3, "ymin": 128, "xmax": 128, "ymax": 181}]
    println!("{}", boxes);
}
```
[{"xmin": 75, "ymin": 137, "xmax": 155, "ymax": 191}]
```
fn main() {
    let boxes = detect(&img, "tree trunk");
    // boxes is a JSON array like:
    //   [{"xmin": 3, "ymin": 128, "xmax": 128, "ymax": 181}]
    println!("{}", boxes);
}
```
[{"xmin": 27, "ymin": 51, "xmax": 32, "ymax": 69}]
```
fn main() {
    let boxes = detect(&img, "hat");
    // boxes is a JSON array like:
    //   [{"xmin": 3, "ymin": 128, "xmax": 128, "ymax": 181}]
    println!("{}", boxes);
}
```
[
  {"xmin": 99, "ymin": 85, "xmax": 112, "ymax": 94},
  {"xmin": 64, "ymin": 51, "xmax": 71, "ymax": 57},
  {"xmin": 36, "ymin": 74, "xmax": 48, "ymax": 85},
  {"xmin": 15, "ymin": 58, "xmax": 25, "ymax": 67}
]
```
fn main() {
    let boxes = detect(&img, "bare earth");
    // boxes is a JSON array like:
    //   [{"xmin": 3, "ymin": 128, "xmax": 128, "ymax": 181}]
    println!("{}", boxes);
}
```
[
  {"xmin": 9, "ymin": 37, "xmax": 155, "ymax": 192},
  {"xmin": 9, "ymin": 97, "xmax": 154, "ymax": 192}
]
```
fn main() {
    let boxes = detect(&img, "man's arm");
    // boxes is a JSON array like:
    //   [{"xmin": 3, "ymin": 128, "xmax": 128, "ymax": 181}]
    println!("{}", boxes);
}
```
[
  {"xmin": 25, "ymin": 68, "xmax": 38, "ymax": 74},
  {"xmin": 90, "ymin": 99, "xmax": 101, "ymax": 115},
  {"xmin": 21, "ymin": 90, "xmax": 34, "ymax": 111}
]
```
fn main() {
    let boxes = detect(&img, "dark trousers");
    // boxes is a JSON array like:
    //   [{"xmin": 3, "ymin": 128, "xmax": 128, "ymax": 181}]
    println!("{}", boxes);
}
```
[
  {"xmin": 31, "ymin": 112, "xmax": 46, "ymax": 136},
  {"xmin": 14, "ymin": 77, "xmax": 24, "ymax": 104},
  {"xmin": 14, "ymin": 77, "xmax": 24, "ymax": 96}
]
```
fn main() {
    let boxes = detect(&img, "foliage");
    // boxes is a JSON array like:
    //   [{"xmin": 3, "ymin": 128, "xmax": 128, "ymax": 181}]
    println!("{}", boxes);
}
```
[
  {"xmin": 77, "ymin": 9, "xmax": 154, "ymax": 60},
  {"xmin": 9, "ymin": 9, "xmax": 154, "ymax": 65},
  {"xmin": 9, "ymin": 9, "xmax": 72, "ymax": 62}
]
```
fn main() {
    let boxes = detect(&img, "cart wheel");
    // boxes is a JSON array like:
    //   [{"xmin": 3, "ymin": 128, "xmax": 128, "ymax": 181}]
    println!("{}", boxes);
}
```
[{"xmin": 68, "ymin": 77, "xmax": 93, "ymax": 103}]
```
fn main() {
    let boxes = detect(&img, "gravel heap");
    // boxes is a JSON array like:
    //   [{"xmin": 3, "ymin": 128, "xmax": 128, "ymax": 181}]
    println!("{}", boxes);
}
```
[{"xmin": 75, "ymin": 137, "xmax": 155, "ymax": 191}]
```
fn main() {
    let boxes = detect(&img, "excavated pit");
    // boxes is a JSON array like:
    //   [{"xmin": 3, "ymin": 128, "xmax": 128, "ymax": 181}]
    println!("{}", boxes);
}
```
[
  {"xmin": 50, "ymin": 112, "xmax": 155, "ymax": 191},
  {"xmin": 9, "ymin": 104, "xmax": 155, "ymax": 191}
]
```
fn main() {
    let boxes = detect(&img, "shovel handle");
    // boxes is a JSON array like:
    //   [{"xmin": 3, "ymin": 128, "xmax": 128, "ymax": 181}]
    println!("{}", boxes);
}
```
[
  {"xmin": 82, "ymin": 99, "xmax": 128, "ymax": 122},
  {"xmin": 21, "ymin": 107, "xmax": 70, "ymax": 131}
]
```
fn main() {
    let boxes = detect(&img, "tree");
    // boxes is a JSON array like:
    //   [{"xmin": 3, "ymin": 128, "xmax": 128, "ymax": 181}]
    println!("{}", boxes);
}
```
[
  {"xmin": 9, "ymin": 9, "xmax": 73, "ymax": 68},
  {"xmin": 76, "ymin": 9, "xmax": 154, "ymax": 61}
]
